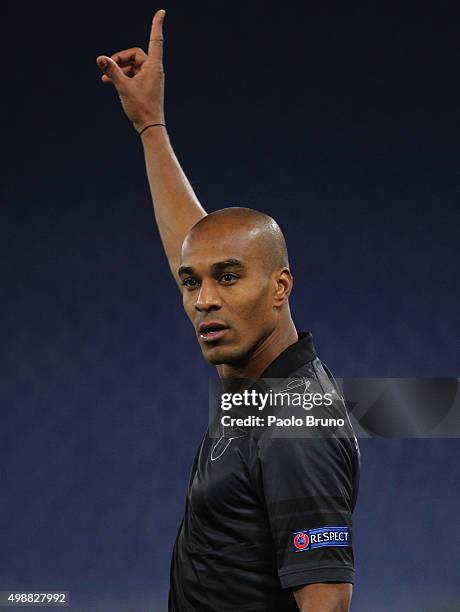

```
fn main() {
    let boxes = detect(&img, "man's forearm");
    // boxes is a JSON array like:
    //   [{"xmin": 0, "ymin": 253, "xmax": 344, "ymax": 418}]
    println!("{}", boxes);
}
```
[{"xmin": 141, "ymin": 126, "xmax": 207, "ymax": 280}]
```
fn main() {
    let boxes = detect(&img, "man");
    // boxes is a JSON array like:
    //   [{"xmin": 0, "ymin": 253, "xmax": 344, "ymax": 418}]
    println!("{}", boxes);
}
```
[{"xmin": 96, "ymin": 9, "xmax": 360, "ymax": 611}]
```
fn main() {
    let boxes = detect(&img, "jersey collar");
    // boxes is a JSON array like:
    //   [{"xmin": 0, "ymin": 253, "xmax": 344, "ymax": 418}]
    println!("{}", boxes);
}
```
[{"xmin": 260, "ymin": 331, "xmax": 317, "ymax": 379}]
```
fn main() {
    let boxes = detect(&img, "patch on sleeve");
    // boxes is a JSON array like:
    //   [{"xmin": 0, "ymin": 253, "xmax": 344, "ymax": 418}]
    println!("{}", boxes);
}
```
[{"xmin": 292, "ymin": 526, "xmax": 350, "ymax": 552}]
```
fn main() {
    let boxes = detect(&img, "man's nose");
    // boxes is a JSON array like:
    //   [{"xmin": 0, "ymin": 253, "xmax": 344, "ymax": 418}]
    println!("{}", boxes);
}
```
[{"xmin": 194, "ymin": 280, "xmax": 222, "ymax": 312}]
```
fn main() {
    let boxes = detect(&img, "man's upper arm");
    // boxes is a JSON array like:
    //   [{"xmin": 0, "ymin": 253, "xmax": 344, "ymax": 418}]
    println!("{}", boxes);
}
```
[
  {"xmin": 293, "ymin": 582, "xmax": 352, "ymax": 612},
  {"xmin": 257, "ymin": 426, "xmax": 359, "ymax": 591}
]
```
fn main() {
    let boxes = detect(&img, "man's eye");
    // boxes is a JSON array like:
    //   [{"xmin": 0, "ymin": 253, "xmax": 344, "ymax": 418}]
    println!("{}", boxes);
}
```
[
  {"xmin": 182, "ymin": 277, "xmax": 200, "ymax": 289},
  {"xmin": 219, "ymin": 273, "xmax": 238, "ymax": 283}
]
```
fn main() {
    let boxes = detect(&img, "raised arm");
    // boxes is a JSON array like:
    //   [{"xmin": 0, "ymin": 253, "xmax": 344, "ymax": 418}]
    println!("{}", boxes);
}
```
[{"xmin": 96, "ymin": 9, "xmax": 206, "ymax": 283}]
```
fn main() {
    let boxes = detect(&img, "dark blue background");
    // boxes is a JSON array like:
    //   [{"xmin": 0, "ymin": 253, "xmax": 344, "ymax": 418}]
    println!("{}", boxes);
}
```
[{"xmin": 2, "ymin": 1, "xmax": 459, "ymax": 610}]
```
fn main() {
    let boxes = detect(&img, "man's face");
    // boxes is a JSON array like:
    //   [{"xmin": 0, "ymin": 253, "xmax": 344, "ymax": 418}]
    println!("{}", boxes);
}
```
[{"xmin": 179, "ymin": 224, "xmax": 280, "ymax": 365}]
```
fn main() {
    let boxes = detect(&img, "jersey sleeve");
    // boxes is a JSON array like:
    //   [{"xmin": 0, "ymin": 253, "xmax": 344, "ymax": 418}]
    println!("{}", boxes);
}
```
[{"xmin": 257, "ymin": 432, "xmax": 358, "ymax": 590}]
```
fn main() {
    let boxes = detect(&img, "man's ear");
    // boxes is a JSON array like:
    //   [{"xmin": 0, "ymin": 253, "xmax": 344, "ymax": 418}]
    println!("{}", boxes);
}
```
[{"xmin": 273, "ymin": 268, "xmax": 293, "ymax": 307}]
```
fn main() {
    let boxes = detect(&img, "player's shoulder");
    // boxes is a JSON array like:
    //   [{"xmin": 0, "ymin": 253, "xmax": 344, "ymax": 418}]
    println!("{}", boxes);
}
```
[{"xmin": 256, "ymin": 356, "xmax": 358, "ymax": 455}]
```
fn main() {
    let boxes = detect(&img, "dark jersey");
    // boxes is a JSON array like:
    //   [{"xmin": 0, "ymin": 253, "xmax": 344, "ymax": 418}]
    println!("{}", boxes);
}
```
[{"xmin": 169, "ymin": 332, "xmax": 360, "ymax": 612}]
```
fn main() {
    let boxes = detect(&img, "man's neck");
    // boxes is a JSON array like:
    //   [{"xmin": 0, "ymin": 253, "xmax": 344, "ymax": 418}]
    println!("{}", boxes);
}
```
[{"xmin": 217, "ymin": 319, "xmax": 298, "ymax": 380}]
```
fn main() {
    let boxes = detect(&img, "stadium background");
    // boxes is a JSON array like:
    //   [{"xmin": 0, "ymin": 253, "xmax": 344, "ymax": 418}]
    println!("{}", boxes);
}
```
[{"xmin": 1, "ymin": 1, "xmax": 459, "ymax": 610}]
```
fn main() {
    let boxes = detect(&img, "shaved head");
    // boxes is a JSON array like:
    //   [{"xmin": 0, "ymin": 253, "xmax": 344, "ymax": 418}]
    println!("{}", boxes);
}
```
[
  {"xmin": 184, "ymin": 207, "xmax": 290, "ymax": 273},
  {"xmin": 179, "ymin": 207, "xmax": 294, "ymax": 368}
]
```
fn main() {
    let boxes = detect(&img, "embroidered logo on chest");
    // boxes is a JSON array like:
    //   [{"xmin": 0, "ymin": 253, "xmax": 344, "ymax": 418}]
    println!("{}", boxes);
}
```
[{"xmin": 210, "ymin": 428, "xmax": 247, "ymax": 461}]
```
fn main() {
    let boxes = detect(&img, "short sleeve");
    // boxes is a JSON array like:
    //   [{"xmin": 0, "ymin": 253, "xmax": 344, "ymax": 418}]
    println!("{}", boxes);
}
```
[{"xmin": 257, "ymin": 433, "xmax": 358, "ymax": 590}]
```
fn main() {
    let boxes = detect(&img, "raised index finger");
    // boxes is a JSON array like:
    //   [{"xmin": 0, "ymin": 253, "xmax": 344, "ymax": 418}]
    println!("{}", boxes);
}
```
[{"xmin": 148, "ymin": 9, "xmax": 166, "ymax": 62}]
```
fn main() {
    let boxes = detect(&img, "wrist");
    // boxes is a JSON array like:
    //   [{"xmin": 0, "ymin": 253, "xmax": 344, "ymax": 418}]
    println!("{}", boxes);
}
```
[
  {"xmin": 139, "ymin": 123, "xmax": 169, "ymax": 146},
  {"xmin": 138, "ymin": 122, "xmax": 167, "ymax": 138},
  {"xmin": 133, "ymin": 112, "xmax": 166, "ymax": 133}
]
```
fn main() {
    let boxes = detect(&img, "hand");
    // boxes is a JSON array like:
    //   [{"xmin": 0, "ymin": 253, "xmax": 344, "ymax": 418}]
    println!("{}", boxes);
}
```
[{"xmin": 96, "ymin": 9, "xmax": 166, "ymax": 132}]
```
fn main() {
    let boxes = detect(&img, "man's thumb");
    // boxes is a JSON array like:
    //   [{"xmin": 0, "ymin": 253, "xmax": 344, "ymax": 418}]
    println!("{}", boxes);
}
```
[{"xmin": 96, "ymin": 56, "xmax": 125, "ymax": 86}]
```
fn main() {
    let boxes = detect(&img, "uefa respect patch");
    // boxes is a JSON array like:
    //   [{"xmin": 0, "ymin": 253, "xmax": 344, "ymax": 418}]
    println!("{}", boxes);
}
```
[{"xmin": 292, "ymin": 526, "xmax": 350, "ymax": 552}]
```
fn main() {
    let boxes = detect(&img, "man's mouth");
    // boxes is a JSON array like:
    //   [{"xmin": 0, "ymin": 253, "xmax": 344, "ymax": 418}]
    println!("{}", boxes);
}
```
[{"xmin": 198, "ymin": 322, "xmax": 229, "ymax": 342}]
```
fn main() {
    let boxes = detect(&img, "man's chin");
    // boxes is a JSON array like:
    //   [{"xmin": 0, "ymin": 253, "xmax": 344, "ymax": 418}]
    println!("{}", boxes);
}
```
[{"xmin": 200, "ymin": 343, "xmax": 243, "ymax": 366}]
